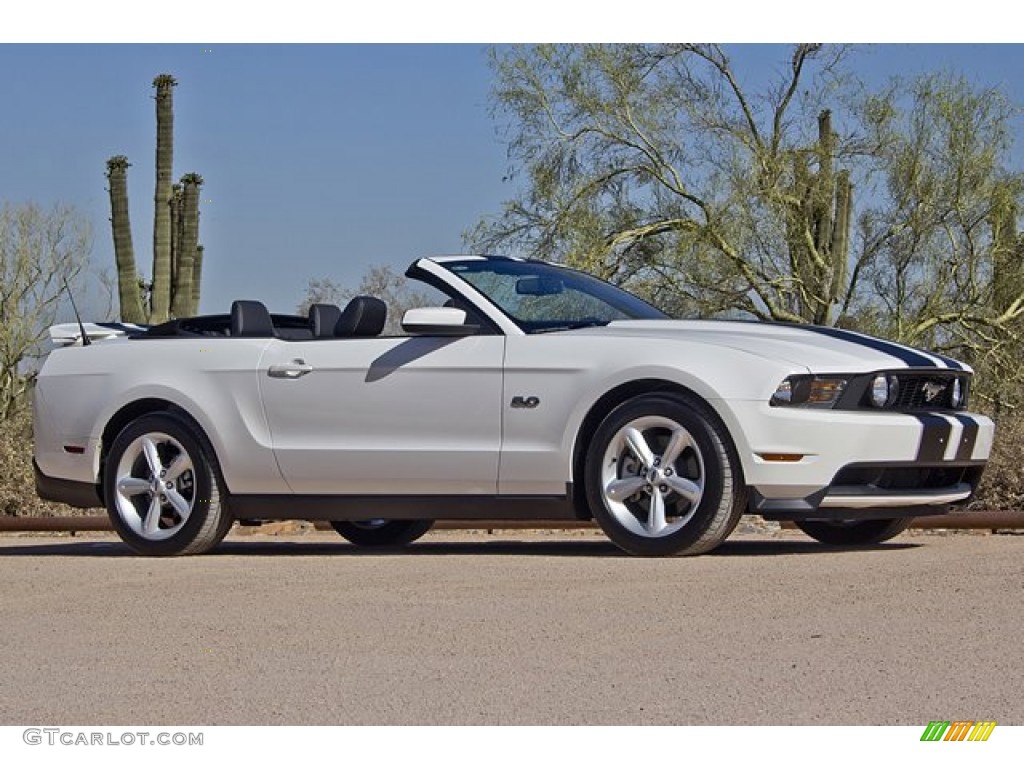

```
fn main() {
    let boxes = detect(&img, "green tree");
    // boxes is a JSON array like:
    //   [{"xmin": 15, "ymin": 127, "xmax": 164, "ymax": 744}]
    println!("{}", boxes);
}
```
[
  {"xmin": 470, "ymin": 44, "xmax": 1024, "ymax": 404},
  {"xmin": 469, "ymin": 44, "xmax": 856, "ymax": 322},
  {"xmin": 854, "ymin": 74, "xmax": 1024, "ymax": 403},
  {"xmin": 298, "ymin": 265, "xmax": 436, "ymax": 335},
  {"xmin": 0, "ymin": 203, "xmax": 91, "ymax": 419}
]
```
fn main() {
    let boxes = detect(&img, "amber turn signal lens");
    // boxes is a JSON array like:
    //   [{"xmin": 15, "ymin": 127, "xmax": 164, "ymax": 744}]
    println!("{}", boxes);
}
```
[{"xmin": 757, "ymin": 453, "xmax": 805, "ymax": 462}]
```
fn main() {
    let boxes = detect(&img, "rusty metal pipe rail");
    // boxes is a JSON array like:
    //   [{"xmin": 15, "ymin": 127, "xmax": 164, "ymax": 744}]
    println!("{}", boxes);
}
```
[{"xmin": 1, "ymin": 512, "xmax": 1022, "ymax": 533}]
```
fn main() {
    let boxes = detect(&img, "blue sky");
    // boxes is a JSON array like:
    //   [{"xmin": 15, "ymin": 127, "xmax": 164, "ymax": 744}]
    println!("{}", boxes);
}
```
[
  {"xmin": 0, "ymin": 44, "xmax": 506, "ymax": 315},
  {"xmin": 2, "ymin": 43, "xmax": 1024, "ymax": 317}
]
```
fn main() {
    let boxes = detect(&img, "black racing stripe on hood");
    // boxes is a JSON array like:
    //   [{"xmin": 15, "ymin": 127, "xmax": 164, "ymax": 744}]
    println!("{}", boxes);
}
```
[
  {"xmin": 915, "ymin": 415, "xmax": 953, "ymax": 462},
  {"xmin": 799, "ymin": 325, "xmax": 948, "ymax": 368},
  {"xmin": 922, "ymin": 350, "xmax": 964, "ymax": 370},
  {"xmin": 950, "ymin": 414, "xmax": 980, "ymax": 462}
]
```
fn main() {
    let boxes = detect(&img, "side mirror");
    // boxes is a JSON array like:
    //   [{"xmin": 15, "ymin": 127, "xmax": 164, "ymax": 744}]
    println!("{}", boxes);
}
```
[{"xmin": 401, "ymin": 307, "xmax": 479, "ymax": 336}]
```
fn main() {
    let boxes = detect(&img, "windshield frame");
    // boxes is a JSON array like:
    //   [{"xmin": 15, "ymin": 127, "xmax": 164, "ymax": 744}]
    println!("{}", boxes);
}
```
[{"xmin": 434, "ymin": 257, "xmax": 668, "ymax": 334}]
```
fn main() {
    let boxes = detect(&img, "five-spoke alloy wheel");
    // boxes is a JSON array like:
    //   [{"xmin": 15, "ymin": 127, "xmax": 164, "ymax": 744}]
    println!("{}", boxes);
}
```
[
  {"xmin": 104, "ymin": 413, "xmax": 232, "ymax": 556},
  {"xmin": 584, "ymin": 394, "xmax": 745, "ymax": 556}
]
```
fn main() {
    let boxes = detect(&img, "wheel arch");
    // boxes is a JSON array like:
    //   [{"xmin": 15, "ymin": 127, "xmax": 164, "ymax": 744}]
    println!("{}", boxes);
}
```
[
  {"xmin": 99, "ymin": 399, "xmax": 222, "ymax": 499},
  {"xmin": 570, "ymin": 379, "xmax": 744, "ymax": 519}
]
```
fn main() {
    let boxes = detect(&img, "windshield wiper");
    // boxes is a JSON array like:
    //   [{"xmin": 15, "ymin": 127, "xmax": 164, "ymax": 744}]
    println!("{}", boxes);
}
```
[{"xmin": 530, "ymin": 320, "xmax": 610, "ymax": 334}]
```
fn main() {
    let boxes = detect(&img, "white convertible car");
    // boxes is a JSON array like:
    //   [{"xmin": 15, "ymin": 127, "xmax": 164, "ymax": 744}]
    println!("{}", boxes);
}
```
[{"xmin": 34, "ymin": 255, "xmax": 994, "ymax": 557}]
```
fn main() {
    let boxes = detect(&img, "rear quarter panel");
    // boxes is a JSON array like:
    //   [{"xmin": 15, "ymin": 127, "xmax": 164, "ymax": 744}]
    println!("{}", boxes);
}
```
[{"xmin": 34, "ymin": 337, "xmax": 286, "ymax": 494}]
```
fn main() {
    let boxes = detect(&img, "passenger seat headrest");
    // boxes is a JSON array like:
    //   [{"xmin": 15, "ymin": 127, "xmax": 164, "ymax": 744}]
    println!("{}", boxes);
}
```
[
  {"xmin": 336, "ymin": 296, "xmax": 387, "ymax": 337},
  {"xmin": 308, "ymin": 303, "xmax": 342, "ymax": 338}
]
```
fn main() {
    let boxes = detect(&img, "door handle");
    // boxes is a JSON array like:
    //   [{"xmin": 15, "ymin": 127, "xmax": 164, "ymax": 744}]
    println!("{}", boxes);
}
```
[{"xmin": 267, "ymin": 360, "xmax": 314, "ymax": 379}]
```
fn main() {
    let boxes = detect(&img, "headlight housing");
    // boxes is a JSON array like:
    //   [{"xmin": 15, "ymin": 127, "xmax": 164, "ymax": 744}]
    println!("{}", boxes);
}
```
[
  {"xmin": 770, "ymin": 375, "xmax": 848, "ymax": 408},
  {"xmin": 772, "ymin": 371, "xmax": 971, "ymax": 410},
  {"xmin": 868, "ymin": 374, "xmax": 899, "ymax": 408},
  {"xmin": 951, "ymin": 377, "xmax": 965, "ymax": 409}
]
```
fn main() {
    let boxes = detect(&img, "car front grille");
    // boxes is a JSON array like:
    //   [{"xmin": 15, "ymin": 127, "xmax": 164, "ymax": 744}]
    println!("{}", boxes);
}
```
[
  {"xmin": 891, "ymin": 374, "xmax": 960, "ymax": 410},
  {"xmin": 834, "ymin": 370, "xmax": 970, "ymax": 411},
  {"xmin": 832, "ymin": 463, "xmax": 985, "ymax": 491}
]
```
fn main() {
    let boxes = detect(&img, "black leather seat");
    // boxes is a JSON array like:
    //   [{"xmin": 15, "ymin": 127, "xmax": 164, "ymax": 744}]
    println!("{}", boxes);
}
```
[
  {"xmin": 335, "ymin": 296, "xmax": 387, "ymax": 337},
  {"xmin": 230, "ymin": 300, "xmax": 275, "ymax": 337},
  {"xmin": 308, "ymin": 303, "xmax": 342, "ymax": 338}
]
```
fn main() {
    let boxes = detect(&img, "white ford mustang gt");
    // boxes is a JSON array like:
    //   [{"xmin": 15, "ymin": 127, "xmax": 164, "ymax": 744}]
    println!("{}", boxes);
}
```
[{"xmin": 34, "ymin": 255, "xmax": 994, "ymax": 557}]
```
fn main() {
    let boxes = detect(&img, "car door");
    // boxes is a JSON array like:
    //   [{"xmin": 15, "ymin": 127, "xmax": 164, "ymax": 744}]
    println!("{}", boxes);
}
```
[
  {"xmin": 499, "ymin": 334, "xmax": 598, "ymax": 495},
  {"xmin": 259, "ymin": 334, "xmax": 504, "ymax": 495}
]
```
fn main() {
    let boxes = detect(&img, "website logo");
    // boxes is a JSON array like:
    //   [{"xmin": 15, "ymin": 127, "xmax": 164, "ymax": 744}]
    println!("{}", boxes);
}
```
[{"xmin": 920, "ymin": 721, "xmax": 996, "ymax": 742}]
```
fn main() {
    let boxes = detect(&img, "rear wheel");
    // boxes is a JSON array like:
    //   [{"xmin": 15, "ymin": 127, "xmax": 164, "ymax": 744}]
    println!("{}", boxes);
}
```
[
  {"xmin": 584, "ymin": 394, "xmax": 745, "ymax": 556},
  {"xmin": 329, "ymin": 519, "xmax": 434, "ymax": 547},
  {"xmin": 104, "ymin": 413, "xmax": 233, "ymax": 556},
  {"xmin": 795, "ymin": 518, "xmax": 913, "ymax": 546}
]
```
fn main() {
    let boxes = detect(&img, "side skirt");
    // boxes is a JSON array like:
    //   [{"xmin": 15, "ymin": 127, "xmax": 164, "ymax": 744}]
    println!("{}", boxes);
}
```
[{"xmin": 230, "ymin": 494, "xmax": 579, "ymax": 522}]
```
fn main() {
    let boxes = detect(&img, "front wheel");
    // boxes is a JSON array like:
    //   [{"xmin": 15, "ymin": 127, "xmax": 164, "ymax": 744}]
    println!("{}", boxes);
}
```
[
  {"xmin": 329, "ymin": 519, "xmax": 434, "ymax": 547},
  {"xmin": 104, "ymin": 412, "xmax": 233, "ymax": 556},
  {"xmin": 583, "ymin": 394, "xmax": 745, "ymax": 557},
  {"xmin": 795, "ymin": 518, "xmax": 913, "ymax": 546}
]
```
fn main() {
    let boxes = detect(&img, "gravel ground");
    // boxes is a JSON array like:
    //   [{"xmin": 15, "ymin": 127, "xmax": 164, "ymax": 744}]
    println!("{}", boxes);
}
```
[{"xmin": 0, "ymin": 525, "xmax": 1021, "ymax": 725}]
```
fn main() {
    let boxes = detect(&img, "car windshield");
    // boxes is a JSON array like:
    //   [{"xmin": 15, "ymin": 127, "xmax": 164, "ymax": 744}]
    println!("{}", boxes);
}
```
[{"xmin": 441, "ymin": 259, "xmax": 668, "ymax": 333}]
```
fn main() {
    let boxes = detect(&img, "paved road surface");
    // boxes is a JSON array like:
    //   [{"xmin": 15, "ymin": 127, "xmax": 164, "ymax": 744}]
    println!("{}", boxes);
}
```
[{"xmin": 0, "ymin": 528, "xmax": 1020, "ymax": 725}]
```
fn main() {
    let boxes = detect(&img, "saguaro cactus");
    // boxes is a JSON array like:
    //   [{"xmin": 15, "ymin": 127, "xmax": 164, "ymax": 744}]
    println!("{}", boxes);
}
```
[
  {"xmin": 784, "ymin": 110, "xmax": 853, "ymax": 325},
  {"xmin": 169, "ymin": 182, "xmax": 183, "ymax": 293},
  {"xmin": 105, "ymin": 156, "xmax": 146, "ymax": 324},
  {"xmin": 149, "ymin": 74, "xmax": 177, "ymax": 324},
  {"xmin": 991, "ymin": 182, "xmax": 1023, "ymax": 315},
  {"xmin": 171, "ymin": 173, "xmax": 203, "ymax": 318},
  {"xmin": 191, "ymin": 244, "xmax": 204, "ymax": 316},
  {"xmin": 108, "ymin": 73, "xmax": 207, "ymax": 323}
]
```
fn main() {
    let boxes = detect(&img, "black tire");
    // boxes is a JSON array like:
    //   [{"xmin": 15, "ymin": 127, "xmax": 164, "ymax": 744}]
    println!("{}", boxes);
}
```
[
  {"xmin": 103, "ymin": 412, "xmax": 233, "ymax": 556},
  {"xmin": 329, "ymin": 519, "xmax": 434, "ymax": 547},
  {"xmin": 794, "ymin": 517, "xmax": 913, "ymax": 546},
  {"xmin": 583, "ymin": 393, "xmax": 745, "ymax": 556}
]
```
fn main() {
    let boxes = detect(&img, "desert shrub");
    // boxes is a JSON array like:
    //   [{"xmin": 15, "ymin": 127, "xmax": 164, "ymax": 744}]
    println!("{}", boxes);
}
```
[
  {"xmin": 0, "ymin": 398, "xmax": 80, "ymax": 516},
  {"xmin": 970, "ymin": 412, "xmax": 1024, "ymax": 511}
]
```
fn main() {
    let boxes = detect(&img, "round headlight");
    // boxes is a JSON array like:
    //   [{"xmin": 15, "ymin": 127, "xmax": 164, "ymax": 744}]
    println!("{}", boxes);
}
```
[
  {"xmin": 772, "ymin": 379, "xmax": 793, "ymax": 405},
  {"xmin": 869, "ymin": 374, "xmax": 895, "ymax": 407},
  {"xmin": 951, "ymin": 378, "xmax": 963, "ymax": 408}
]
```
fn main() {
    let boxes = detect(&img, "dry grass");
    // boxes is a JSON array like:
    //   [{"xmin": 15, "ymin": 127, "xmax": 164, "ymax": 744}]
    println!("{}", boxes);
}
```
[
  {"xmin": 0, "ymin": 402, "xmax": 83, "ymax": 516},
  {"xmin": 970, "ymin": 412, "xmax": 1024, "ymax": 511}
]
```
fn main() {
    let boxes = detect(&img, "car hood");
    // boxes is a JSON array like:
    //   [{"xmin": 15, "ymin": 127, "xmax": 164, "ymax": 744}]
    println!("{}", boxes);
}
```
[{"xmin": 572, "ymin": 319, "xmax": 969, "ymax": 373}]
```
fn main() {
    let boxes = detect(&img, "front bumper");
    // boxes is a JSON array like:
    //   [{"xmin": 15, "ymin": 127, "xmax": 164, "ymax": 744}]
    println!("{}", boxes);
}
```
[
  {"xmin": 721, "ymin": 401, "xmax": 994, "ymax": 519},
  {"xmin": 749, "ymin": 461, "xmax": 986, "ymax": 520}
]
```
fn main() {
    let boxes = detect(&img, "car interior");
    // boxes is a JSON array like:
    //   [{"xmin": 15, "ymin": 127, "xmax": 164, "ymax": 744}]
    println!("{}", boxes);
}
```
[{"xmin": 141, "ymin": 295, "xmax": 417, "ymax": 340}]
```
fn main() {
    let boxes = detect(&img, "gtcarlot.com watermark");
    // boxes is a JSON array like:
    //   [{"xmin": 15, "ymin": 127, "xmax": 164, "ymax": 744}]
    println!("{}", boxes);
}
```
[{"xmin": 23, "ymin": 728, "xmax": 203, "ymax": 747}]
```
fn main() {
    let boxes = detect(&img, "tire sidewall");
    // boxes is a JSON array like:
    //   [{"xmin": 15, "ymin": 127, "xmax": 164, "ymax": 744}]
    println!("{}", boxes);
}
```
[
  {"xmin": 795, "ymin": 517, "xmax": 913, "ymax": 546},
  {"xmin": 584, "ymin": 394, "xmax": 733, "ymax": 556},
  {"xmin": 104, "ymin": 413, "xmax": 220, "ymax": 556},
  {"xmin": 329, "ymin": 519, "xmax": 434, "ymax": 547}
]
